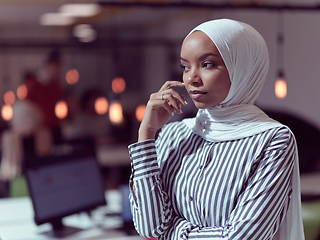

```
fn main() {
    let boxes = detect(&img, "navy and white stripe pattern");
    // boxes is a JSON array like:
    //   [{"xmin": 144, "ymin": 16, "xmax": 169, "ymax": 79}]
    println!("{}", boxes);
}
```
[{"xmin": 128, "ymin": 121, "xmax": 295, "ymax": 239}]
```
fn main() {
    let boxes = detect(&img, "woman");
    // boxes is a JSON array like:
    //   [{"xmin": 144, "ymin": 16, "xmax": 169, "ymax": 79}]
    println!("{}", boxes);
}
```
[{"xmin": 128, "ymin": 19, "xmax": 305, "ymax": 239}]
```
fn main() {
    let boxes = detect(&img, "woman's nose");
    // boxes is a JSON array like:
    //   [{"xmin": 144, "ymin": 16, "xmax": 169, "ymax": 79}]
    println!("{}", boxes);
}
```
[{"xmin": 186, "ymin": 72, "xmax": 202, "ymax": 86}]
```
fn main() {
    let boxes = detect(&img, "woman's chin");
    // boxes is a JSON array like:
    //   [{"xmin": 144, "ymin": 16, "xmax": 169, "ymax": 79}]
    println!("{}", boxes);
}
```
[{"xmin": 193, "ymin": 101, "xmax": 208, "ymax": 109}]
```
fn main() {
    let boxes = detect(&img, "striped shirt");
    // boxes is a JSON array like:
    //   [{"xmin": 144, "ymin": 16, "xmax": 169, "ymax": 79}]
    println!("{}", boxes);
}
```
[{"xmin": 128, "ymin": 121, "xmax": 295, "ymax": 239}]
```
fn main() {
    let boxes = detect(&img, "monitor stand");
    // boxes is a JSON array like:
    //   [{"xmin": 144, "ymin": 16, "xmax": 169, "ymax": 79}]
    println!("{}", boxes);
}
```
[{"xmin": 44, "ymin": 218, "xmax": 83, "ymax": 238}]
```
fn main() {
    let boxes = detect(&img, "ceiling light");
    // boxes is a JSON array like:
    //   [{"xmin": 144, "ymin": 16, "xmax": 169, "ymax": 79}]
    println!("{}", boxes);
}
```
[
  {"xmin": 59, "ymin": 3, "xmax": 101, "ymax": 17},
  {"xmin": 40, "ymin": 13, "xmax": 75, "ymax": 26},
  {"xmin": 73, "ymin": 24, "xmax": 97, "ymax": 42},
  {"xmin": 275, "ymin": 13, "xmax": 287, "ymax": 99},
  {"xmin": 73, "ymin": 24, "xmax": 92, "ymax": 38}
]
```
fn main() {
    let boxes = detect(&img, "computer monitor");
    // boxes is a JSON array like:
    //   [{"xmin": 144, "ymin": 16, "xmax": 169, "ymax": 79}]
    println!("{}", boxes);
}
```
[{"xmin": 24, "ymin": 154, "xmax": 106, "ymax": 236}]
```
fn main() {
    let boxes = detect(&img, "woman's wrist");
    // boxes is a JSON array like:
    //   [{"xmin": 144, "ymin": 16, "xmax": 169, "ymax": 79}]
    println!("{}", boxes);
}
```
[{"xmin": 138, "ymin": 127, "xmax": 156, "ymax": 142}]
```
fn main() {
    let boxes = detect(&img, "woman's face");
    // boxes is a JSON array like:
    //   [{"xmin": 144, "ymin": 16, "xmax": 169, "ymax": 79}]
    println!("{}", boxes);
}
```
[{"xmin": 180, "ymin": 31, "xmax": 231, "ymax": 109}]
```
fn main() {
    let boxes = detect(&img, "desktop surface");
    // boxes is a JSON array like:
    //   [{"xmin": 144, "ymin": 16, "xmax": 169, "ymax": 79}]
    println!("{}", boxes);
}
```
[{"xmin": 0, "ymin": 191, "xmax": 144, "ymax": 240}]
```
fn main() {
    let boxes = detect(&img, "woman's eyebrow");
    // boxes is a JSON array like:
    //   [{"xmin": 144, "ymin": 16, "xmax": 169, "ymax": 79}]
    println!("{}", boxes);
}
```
[
  {"xmin": 180, "ymin": 52, "xmax": 219, "ymax": 62},
  {"xmin": 198, "ymin": 53, "xmax": 219, "ymax": 60},
  {"xmin": 180, "ymin": 57, "xmax": 188, "ymax": 62}
]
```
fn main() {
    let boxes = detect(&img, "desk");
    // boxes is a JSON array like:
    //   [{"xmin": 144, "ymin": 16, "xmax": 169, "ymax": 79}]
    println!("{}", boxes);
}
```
[
  {"xmin": 0, "ymin": 191, "xmax": 144, "ymax": 240},
  {"xmin": 96, "ymin": 145, "xmax": 130, "ymax": 167}
]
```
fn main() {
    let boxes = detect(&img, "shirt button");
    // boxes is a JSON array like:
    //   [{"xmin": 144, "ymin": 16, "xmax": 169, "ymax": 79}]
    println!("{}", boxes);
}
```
[
  {"xmin": 190, "ymin": 197, "xmax": 193, "ymax": 201},
  {"xmin": 199, "ymin": 165, "xmax": 202, "ymax": 169}
]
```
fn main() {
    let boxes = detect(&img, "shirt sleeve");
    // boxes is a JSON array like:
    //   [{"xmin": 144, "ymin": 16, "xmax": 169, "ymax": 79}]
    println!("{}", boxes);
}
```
[
  {"xmin": 128, "ymin": 139, "xmax": 173, "ymax": 238},
  {"xmin": 163, "ymin": 128, "xmax": 296, "ymax": 240}
]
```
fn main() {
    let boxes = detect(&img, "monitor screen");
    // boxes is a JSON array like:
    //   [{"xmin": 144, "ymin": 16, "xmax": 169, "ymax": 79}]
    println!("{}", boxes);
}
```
[{"xmin": 25, "ymin": 154, "xmax": 106, "ymax": 229}]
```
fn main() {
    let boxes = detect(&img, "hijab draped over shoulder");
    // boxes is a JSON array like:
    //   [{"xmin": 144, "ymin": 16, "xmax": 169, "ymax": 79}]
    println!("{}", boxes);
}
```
[{"xmin": 182, "ymin": 19, "xmax": 305, "ymax": 240}]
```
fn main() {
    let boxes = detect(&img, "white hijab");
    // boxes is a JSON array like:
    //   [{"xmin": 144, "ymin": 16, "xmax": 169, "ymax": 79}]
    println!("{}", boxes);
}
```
[
  {"xmin": 182, "ymin": 18, "xmax": 282, "ymax": 141},
  {"xmin": 182, "ymin": 19, "xmax": 305, "ymax": 240}
]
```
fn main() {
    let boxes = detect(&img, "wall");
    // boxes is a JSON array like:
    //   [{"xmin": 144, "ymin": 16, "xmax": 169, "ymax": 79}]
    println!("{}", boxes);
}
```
[{"xmin": 1, "ymin": 7, "xmax": 320, "ymax": 134}]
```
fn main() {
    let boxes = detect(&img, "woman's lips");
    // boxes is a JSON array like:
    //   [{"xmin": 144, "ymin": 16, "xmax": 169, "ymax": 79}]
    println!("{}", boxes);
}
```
[{"xmin": 189, "ymin": 90, "xmax": 207, "ymax": 100}]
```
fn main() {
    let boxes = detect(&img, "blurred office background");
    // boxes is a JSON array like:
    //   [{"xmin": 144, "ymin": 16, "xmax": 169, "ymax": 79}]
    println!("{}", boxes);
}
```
[{"xmin": 0, "ymin": 0, "xmax": 320, "ymax": 239}]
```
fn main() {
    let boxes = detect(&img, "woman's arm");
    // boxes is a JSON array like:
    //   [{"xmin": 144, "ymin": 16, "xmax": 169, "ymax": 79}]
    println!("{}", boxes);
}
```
[
  {"xmin": 129, "ymin": 81, "xmax": 187, "ymax": 237},
  {"xmin": 129, "ymin": 139, "xmax": 173, "ymax": 238}
]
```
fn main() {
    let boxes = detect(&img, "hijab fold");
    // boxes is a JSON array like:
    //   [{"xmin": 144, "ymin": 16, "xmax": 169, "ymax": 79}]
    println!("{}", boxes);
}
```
[{"xmin": 182, "ymin": 19, "xmax": 305, "ymax": 240}]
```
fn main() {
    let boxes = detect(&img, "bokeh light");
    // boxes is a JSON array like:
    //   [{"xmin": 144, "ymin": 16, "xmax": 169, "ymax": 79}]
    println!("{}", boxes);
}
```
[
  {"xmin": 4, "ymin": 90, "xmax": 16, "ymax": 105},
  {"xmin": 65, "ymin": 68, "xmax": 79, "ymax": 85},
  {"xmin": 275, "ymin": 78, "xmax": 287, "ymax": 99},
  {"xmin": 95, "ymin": 97, "xmax": 109, "ymax": 115},
  {"xmin": 111, "ymin": 77, "xmax": 126, "ymax": 94},
  {"xmin": 135, "ymin": 104, "xmax": 146, "ymax": 122},
  {"xmin": 55, "ymin": 100, "xmax": 68, "ymax": 119},
  {"xmin": 109, "ymin": 101, "xmax": 123, "ymax": 124},
  {"xmin": 1, "ymin": 104, "xmax": 13, "ymax": 121},
  {"xmin": 17, "ymin": 84, "xmax": 28, "ymax": 100},
  {"xmin": 73, "ymin": 24, "xmax": 97, "ymax": 43}
]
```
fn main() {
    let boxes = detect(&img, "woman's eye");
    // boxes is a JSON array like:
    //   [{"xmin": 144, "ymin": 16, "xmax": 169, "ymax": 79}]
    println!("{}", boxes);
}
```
[
  {"xmin": 203, "ymin": 62, "xmax": 216, "ymax": 68},
  {"xmin": 181, "ymin": 65, "xmax": 190, "ymax": 71}
]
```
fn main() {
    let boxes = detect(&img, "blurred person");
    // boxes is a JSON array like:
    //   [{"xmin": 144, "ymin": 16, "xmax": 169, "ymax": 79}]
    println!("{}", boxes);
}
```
[
  {"xmin": 128, "ymin": 19, "xmax": 305, "ymax": 239},
  {"xmin": 65, "ymin": 89, "xmax": 110, "ymax": 140},
  {"xmin": 25, "ymin": 50, "xmax": 63, "ymax": 143},
  {"xmin": 0, "ymin": 100, "xmax": 53, "ymax": 182}
]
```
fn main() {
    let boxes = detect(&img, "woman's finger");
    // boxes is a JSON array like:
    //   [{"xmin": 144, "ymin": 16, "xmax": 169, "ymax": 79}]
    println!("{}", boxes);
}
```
[
  {"xmin": 147, "ymin": 98, "xmax": 175, "ymax": 117},
  {"xmin": 160, "ymin": 92, "xmax": 182, "ymax": 113},
  {"xmin": 159, "ymin": 89, "xmax": 187, "ymax": 113},
  {"xmin": 159, "ymin": 81, "xmax": 185, "ymax": 92}
]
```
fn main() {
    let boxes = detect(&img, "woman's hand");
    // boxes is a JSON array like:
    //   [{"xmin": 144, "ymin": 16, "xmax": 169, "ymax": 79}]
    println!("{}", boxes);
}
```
[{"xmin": 138, "ymin": 81, "xmax": 187, "ymax": 141}]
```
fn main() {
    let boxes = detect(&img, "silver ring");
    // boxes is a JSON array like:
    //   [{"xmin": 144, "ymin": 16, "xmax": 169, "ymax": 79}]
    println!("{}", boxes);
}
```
[{"xmin": 161, "ymin": 93, "xmax": 164, "ymax": 101}]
